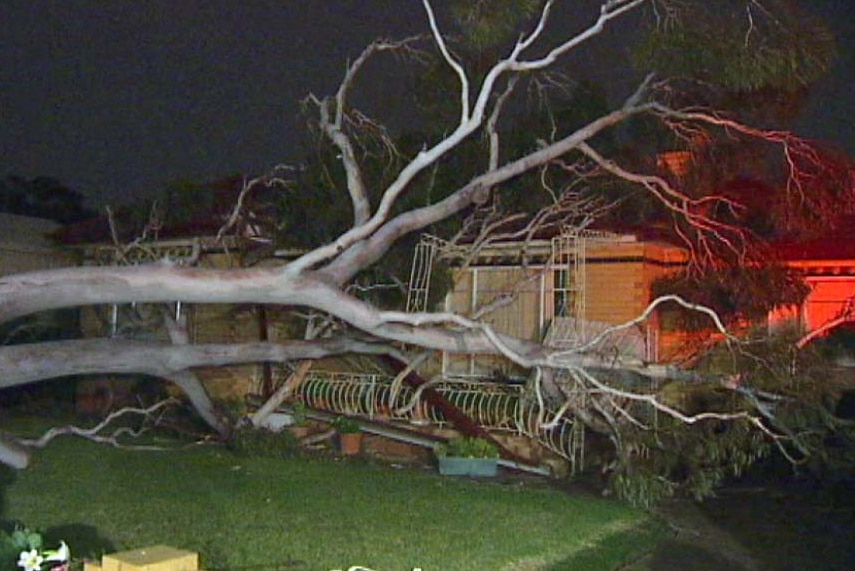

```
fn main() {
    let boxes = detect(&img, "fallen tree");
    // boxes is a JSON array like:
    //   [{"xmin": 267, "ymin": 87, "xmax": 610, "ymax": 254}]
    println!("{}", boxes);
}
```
[{"xmin": 1, "ymin": 0, "xmax": 849, "ymax": 501}]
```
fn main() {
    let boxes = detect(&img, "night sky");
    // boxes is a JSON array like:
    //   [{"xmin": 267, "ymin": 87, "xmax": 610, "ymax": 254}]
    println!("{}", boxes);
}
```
[{"xmin": 1, "ymin": 1, "xmax": 852, "ymax": 207}]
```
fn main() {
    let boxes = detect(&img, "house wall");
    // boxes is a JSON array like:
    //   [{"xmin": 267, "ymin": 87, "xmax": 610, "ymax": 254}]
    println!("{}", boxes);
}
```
[
  {"xmin": 768, "ymin": 273, "xmax": 855, "ymax": 339},
  {"xmin": 439, "ymin": 238, "xmax": 687, "ymax": 376},
  {"xmin": 585, "ymin": 241, "xmax": 650, "ymax": 324},
  {"xmin": 575, "ymin": 240, "xmax": 687, "ymax": 361},
  {"xmin": 443, "ymin": 265, "xmax": 546, "ymax": 377},
  {"xmin": 188, "ymin": 303, "xmax": 265, "ymax": 401},
  {"xmin": 801, "ymin": 276, "xmax": 855, "ymax": 333}
]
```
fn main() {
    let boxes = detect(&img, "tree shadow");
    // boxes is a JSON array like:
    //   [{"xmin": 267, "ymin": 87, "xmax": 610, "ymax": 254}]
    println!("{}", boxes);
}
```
[
  {"xmin": 42, "ymin": 523, "xmax": 116, "ymax": 561},
  {"xmin": 643, "ymin": 539, "xmax": 753, "ymax": 571},
  {"xmin": 0, "ymin": 516, "xmax": 116, "ymax": 563},
  {"xmin": 542, "ymin": 523, "xmax": 669, "ymax": 571},
  {"xmin": 0, "ymin": 465, "xmax": 114, "ymax": 562},
  {"xmin": 0, "ymin": 463, "xmax": 15, "ymax": 519}
]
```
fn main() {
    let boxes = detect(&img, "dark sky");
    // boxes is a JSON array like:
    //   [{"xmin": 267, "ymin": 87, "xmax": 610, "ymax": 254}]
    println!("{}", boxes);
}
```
[{"xmin": 1, "ymin": 1, "xmax": 852, "ymax": 208}]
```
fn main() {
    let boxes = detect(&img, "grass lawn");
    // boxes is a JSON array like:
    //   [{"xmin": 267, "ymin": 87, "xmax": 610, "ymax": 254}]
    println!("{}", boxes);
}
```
[{"xmin": 0, "ymin": 418, "xmax": 664, "ymax": 571}]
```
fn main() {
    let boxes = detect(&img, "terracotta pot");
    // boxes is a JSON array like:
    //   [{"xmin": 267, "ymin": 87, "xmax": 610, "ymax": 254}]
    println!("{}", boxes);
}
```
[{"xmin": 338, "ymin": 432, "xmax": 363, "ymax": 456}]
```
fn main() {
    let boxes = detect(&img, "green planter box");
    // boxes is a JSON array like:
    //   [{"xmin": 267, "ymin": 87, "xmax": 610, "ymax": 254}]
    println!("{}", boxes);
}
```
[{"xmin": 438, "ymin": 456, "xmax": 499, "ymax": 477}]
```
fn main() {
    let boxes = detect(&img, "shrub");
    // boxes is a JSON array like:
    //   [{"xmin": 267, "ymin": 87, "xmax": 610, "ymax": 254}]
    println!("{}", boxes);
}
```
[
  {"xmin": 434, "ymin": 437, "xmax": 499, "ymax": 459},
  {"xmin": 332, "ymin": 416, "xmax": 361, "ymax": 434}
]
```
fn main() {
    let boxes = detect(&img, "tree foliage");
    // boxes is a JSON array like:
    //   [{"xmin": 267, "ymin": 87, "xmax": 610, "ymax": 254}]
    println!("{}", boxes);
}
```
[
  {"xmin": 0, "ymin": 176, "xmax": 92, "ymax": 224},
  {"xmin": 449, "ymin": 0, "xmax": 544, "ymax": 50},
  {"xmin": 652, "ymin": 264, "xmax": 810, "ymax": 329},
  {"xmin": 635, "ymin": 0, "xmax": 836, "ymax": 92}
]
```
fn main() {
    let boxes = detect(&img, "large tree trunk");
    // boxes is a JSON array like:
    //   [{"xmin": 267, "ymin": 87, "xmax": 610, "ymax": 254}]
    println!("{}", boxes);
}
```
[{"xmin": 0, "ymin": 267, "xmax": 668, "ymax": 375}]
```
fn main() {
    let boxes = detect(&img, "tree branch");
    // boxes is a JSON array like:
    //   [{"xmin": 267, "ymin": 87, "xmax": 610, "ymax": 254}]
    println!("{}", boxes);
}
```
[
  {"xmin": 324, "ymin": 99, "xmax": 653, "ymax": 282},
  {"xmin": 20, "ymin": 399, "xmax": 180, "ymax": 450},
  {"xmin": 0, "ymin": 337, "xmax": 402, "ymax": 390},
  {"xmin": 287, "ymin": 0, "xmax": 648, "ymax": 276},
  {"xmin": 421, "ymin": 0, "xmax": 470, "ymax": 122}
]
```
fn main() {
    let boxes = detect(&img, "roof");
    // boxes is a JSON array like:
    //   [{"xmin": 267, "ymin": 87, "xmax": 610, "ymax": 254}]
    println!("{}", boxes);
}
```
[
  {"xmin": 55, "ymin": 175, "xmax": 278, "ymax": 247},
  {"xmin": 772, "ymin": 216, "xmax": 855, "ymax": 262}
]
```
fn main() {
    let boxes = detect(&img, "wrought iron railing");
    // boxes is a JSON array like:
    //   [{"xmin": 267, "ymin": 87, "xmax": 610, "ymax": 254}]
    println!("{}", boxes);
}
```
[{"xmin": 295, "ymin": 372, "xmax": 585, "ymax": 473}]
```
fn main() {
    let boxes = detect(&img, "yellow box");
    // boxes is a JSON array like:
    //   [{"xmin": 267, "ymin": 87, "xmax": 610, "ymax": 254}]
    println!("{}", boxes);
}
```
[{"xmin": 100, "ymin": 546, "xmax": 199, "ymax": 571}]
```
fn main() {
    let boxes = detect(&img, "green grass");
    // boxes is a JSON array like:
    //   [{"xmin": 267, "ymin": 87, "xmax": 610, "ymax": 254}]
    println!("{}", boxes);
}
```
[{"xmin": 0, "ymin": 420, "xmax": 664, "ymax": 571}]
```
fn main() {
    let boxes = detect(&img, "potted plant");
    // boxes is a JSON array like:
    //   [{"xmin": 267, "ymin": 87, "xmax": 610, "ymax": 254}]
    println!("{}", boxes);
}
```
[
  {"xmin": 333, "ymin": 416, "xmax": 363, "ymax": 456},
  {"xmin": 434, "ymin": 436, "xmax": 500, "ymax": 477},
  {"xmin": 287, "ymin": 401, "xmax": 310, "ymax": 439}
]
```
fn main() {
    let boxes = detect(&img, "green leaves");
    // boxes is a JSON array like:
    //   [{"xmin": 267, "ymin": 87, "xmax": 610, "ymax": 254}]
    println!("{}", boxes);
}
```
[
  {"xmin": 434, "ymin": 437, "xmax": 500, "ymax": 459},
  {"xmin": 448, "ymin": 0, "xmax": 543, "ymax": 50},
  {"xmin": 11, "ymin": 529, "xmax": 43, "ymax": 552},
  {"xmin": 634, "ymin": 0, "xmax": 836, "ymax": 92},
  {"xmin": 332, "ymin": 416, "xmax": 361, "ymax": 434}
]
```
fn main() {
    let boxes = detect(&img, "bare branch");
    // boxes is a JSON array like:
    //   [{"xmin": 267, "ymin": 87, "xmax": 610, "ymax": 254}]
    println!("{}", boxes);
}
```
[
  {"xmin": 486, "ymin": 77, "xmax": 519, "ymax": 172},
  {"xmin": 555, "ymin": 294, "xmax": 738, "ymax": 360},
  {"xmin": 509, "ymin": 0, "xmax": 648, "ymax": 73},
  {"xmin": 308, "ymin": 37, "xmax": 422, "ymax": 229},
  {"xmin": 650, "ymin": 102, "xmax": 842, "ymax": 219},
  {"xmin": 323, "ymin": 98, "xmax": 653, "ymax": 283},
  {"xmin": 288, "ymin": 1, "xmax": 648, "ymax": 276},
  {"xmin": 796, "ymin": 295, "xmax": 855, "ymax": 350},
  {"xmin": 421, "ymin": 0, "xmax": 470, "ymax": 122},
  {"xmin": 215, "ymin": 176, "xmax": 258, "ymax": 242},
  {"xmin": 20, "ymin": 399, "xmax": 181, "ymax": 450}
]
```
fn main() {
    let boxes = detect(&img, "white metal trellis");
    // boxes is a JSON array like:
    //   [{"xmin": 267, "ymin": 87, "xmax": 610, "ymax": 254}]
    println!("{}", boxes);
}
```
[
  {"xmin": 405, "ymin": 236, "xmax": 439, "ymax": 313},
  {"xmin": 548, "ymin": 230, "xmax": 587, "ymax": 346}
]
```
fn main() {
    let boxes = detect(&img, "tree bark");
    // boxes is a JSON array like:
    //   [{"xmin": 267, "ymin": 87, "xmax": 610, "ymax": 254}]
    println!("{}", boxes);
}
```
[
  {"xmin": 0, "ymin": 338, "xmax": 397, "ymax": 391},
  {"xmin": 164, "ymin": 371, "xmax": 228, "ymax": 436},
  {"xmin": 249, "ymin": 360, "xmax": 314, "ymax": 427},
  {"xmin": 156, "ymin": 310, "xmax": 229, "ymax": 435},
  {"xmin": 0, "ymin": 432, "xmax": 30, "ymax": 469}
]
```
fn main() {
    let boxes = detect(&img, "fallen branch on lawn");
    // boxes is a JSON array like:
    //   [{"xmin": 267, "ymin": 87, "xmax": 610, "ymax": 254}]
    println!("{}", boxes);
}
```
[{"xmin": 20, "ymin": 398, "xmax": 182, "ymax": 451}]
